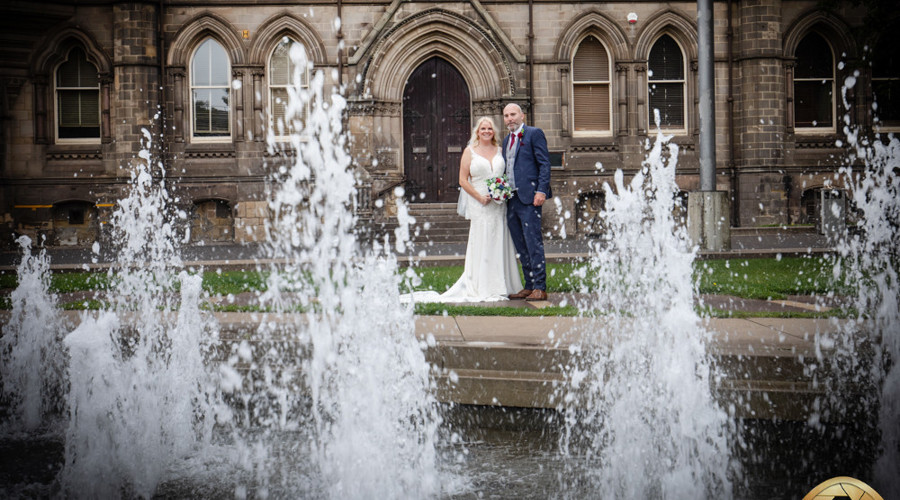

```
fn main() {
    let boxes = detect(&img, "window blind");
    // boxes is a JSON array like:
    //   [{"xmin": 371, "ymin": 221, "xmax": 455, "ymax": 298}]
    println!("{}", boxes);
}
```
[
  {"xmin": 574, "ymin": 84, "xmax": 610, "ymax": 130},
  {"xmin": 648, "ymin": 83, "xmax": 684, "ymax": 126},
  {"xmin": 56, "ymin": 48, "xmax": 100, "ymax": 139},
  {"xmin": 573, "ymin": 36, "xmax": 609, "ymax": 82},
  {"xmin": 649, "ymin": 35, "xmax": 683, "ymax": 81}
]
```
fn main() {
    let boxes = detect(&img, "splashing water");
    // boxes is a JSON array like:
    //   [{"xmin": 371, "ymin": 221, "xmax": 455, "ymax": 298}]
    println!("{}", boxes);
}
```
[
  {"xmin": 222, "ymin": 42, "xmax": 440, "ymax": 497},
  {"xmin": 6, "ymin": 24, "xmax": 898, "ymax": 500},
  {"xmin": 2, "ymin": 40, "xmax": 436, "ymax": 500},
  {"xmin": 559, "ymin": 125, "xmax": 738, "ymax": 498},
  {"xmin": 835, "ymin": 73, "xmax": 900, "ymax": 498},
  {"xmin": 59, "ymin": 129, "xmax": 223, "ymax": 499},
  {"xmin": 0, "ymin": 236, "xmax": 67, "ymax": 434}
]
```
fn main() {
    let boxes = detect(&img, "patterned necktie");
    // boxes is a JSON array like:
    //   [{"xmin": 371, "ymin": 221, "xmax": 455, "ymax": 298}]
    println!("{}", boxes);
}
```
[{"xmin": 507, "ymin": 132, "xmax": 517, "ymax": 191}]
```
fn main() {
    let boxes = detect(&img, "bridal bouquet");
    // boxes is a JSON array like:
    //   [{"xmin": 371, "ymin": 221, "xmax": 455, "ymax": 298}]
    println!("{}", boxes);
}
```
[{"xmin": 486, "ymin": 175, "xmax": 513, "ymax": 203}]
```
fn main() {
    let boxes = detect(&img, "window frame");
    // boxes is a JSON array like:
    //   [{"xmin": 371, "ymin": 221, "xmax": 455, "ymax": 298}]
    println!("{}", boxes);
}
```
[
  {"xmin": 871, "ymin": 33, "xmax": 900, "ymax": 132},
  {"xmin": 54, "ymin": 47, "xmax": 101, "ymax": 145},
  {"xmin": 872, "ymin": 73, "xmax": 900, "ymax": 131},
  {"xmin": 793, "ymin": 31, "xmax": 836, "ymax": 135},
  {"xmin": 189, "ymin": 37, "xmax": 232, "ymax": 142},
  {"xmin": 571, "ymin": 34, "xmax": 614, "ymax": 138},
  {"xmin": 267, "ymin": 37, "xmax": 311, "ymax": 143},
  {"xmin": 646, "ymin": 33, "xmax": 687, "ymax": 134}
]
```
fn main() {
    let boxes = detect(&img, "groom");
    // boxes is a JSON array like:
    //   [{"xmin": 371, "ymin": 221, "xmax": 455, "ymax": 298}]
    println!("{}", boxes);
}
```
[{"xmin": 502, "ymin": 103, "xmax": 552, "ymax": 301}]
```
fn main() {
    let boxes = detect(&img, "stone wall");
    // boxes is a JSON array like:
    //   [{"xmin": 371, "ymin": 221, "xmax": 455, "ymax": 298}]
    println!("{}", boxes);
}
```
[
  {"xmin": 0, "ymin": 0, "xmax": 882, "ymax": 248},
  {"xmin": 234, "ymin": 201, "xmax": 270, "ymax": 243}
]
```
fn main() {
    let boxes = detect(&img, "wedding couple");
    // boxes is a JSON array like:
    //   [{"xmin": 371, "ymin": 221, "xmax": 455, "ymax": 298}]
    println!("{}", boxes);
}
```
[{"xmin": 407, "ymin": 103, "xmax": 552, "ymax": 303}]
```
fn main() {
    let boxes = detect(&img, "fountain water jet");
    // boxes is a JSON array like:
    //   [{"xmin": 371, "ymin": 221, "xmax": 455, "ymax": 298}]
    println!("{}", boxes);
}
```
[
  {"xmin": 58, "ymin": 127, "xmax": 224, "ymax": 499},
  {"xmin": 558, "ymin": 122, "xmax": 739, "ymax": 498},
  {"xmin": 219, "ymin": 42, "xmax": 441, "ymax": 497},
  {"xmin": 834, "ymin": 72, "xmax": 900, "ymax": 498},
  {"xmin": 0, "ymin": 236, "xmax": 67, "ymax": 435}
]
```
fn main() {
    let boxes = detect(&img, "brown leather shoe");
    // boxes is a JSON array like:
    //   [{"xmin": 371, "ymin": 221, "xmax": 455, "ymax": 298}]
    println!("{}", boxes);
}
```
[
  {"xmin": 509, "ymin": 289, "xmax": 533, "ymax": 299},
  {"xmin": 525, "ymin": 289, "xmax": 548, "ymax": 301}
]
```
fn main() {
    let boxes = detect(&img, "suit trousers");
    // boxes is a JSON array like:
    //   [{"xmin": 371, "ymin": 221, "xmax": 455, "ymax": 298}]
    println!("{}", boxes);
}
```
[{"xmin": 506, "ymin": 193, "xmax": 546, "ymax": 291}]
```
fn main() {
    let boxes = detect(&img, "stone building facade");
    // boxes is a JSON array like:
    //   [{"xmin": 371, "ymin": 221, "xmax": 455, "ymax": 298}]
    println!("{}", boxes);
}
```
[{"xmin": 0, "ymin": 1, "xmax": 894, "ymax": 248}]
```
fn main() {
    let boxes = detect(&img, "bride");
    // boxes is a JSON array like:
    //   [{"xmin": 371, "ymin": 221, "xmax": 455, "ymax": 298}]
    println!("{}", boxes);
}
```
[{"xmin": 404, "ymin": 116, "xmax": 521, "ymax": 303}]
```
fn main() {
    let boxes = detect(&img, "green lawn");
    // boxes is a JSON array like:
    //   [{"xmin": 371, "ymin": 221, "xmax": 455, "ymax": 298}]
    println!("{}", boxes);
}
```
[
  {"xmin": 403, "ymin": 256, "xmax": 848, "ymax": 300},
  {"xmin": 693, "ymin": 256, "xmax": 848, "ymax": 299},
  {"xmin": 0, "ymin": 255, "xmax": 855, "ymax": 317}
]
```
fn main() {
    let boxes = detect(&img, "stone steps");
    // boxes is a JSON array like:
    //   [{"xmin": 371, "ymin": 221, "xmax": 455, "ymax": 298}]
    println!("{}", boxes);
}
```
[
  {"xmin": 407, "ymin": 203, "xmax": 470, "ymax": 245},
  {"xmin": 427, "ymin": 341, "xmax": 841, "ymax": 420},
  {"xmin": 427, "ymin": 344, "xmax": 567, "ymax": 408},
  {"xmin": 208, "ymin": 321, "xmax": 845, "ymax": 420},
  {"xmin": 40, "ymin": 312, "xmax": 861, "ymax": 422}
]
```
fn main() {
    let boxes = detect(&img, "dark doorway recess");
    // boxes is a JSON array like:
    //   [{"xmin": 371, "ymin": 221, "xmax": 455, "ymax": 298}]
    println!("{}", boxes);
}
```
[{"xmin": 402, "ymin": 57, "xmax": 471, "ymax": 202}]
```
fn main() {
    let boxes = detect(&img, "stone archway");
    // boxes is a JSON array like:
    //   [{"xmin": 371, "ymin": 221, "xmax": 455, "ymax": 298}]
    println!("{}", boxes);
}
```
[{"xmin": 352, "ymin": 9, "xmax": 514, "ymax": 204}]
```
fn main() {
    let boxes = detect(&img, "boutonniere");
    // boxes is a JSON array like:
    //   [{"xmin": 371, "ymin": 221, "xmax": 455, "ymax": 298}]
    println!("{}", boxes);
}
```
[{"xmin": 517, "ymin": 131, "xmax": 524, "ymax": 141}]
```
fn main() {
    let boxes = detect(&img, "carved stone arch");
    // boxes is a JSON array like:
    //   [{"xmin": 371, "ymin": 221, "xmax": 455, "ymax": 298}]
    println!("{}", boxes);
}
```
[
  {"xmin": 30, "ymin": 27, "xmax": 112, "ymax": 144},
  {"xmin": 634, "ymin": 9, "xmax": 698, "ymax": 62},
  {"xmin": 555, "ymin": 11, "xmax": 630, "ymax": 137},
  {"xmin": 363, "ymin": 9, "xmax": 513, "ymax": 101},
  {"xmin": 167, "ymin": 12, "xmax": 245, "ymax": 67},
  {"xmin": 555, "ymin": 11, "xmax": 630, "ymax": 62},
  {"xmin": 32, "ymin": 27, "xmax": 111, "ymax": 76},
  {"xmin": 633, "ymin": 10, "xmax": 698, "ymax": 135},
  {"xmin": 783, "ymin": 10, "xmax": 856, "ymax": 132},
  {"xmin": 249, "ymin": 13, "xmax": 327, "ymax": 65},
  {"xmin": 783, "ymin": 10, "xmax": 856, "ymax": 60}
]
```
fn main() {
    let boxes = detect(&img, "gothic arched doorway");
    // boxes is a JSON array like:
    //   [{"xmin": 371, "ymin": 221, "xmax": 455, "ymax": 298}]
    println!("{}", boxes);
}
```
[{"xmin": 402, "ymin": 57, "xmax": 471, "ymax": 202}]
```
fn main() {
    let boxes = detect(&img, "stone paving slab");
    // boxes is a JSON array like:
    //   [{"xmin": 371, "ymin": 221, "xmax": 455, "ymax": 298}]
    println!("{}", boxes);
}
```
[
  {"xmin": 410, "ymin": 315, "xmax": 842, "ymax": 355},
  {"xmin": 414, "ymin": 316, "xmax": 463, "ymax": 342},
  {"xmin": 452, "ymin": 316, "xmax": 581, "ymax": 345},
  {"xmin": 7, "ymin": 311, "xmax": 838, "ymax": 354},
  {"xmin": 702, "ymin": 318, "xmax": 827, "ymax": 357}
]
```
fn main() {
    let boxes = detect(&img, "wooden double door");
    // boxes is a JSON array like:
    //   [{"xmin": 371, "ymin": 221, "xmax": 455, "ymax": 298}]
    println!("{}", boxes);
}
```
[{"xmin": 402, "ymin": 57, "xmax": 471, "ymax": 203}]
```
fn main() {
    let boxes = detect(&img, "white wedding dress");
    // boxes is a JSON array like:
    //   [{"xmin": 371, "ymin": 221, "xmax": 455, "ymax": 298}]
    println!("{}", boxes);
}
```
[{"xmin": 403, "ymin": 147, "xmax": 521, "ymax": 303}]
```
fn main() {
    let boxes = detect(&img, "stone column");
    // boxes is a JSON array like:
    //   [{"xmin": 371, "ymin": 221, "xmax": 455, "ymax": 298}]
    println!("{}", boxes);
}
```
[
  {"xmin": 559, "ymin": 66, "xmax": 570, "ymax": 137},
  {"xmin": 738, "ymin": 0, "xmax": 786, "ymax": 226},
  {"xmin": 616, "ymin": 64, "xmax": 628, "ymax": 136},
  {"xmin": 100, "ymin": 74, "xmax": 112, "ymax": 143},
  {"xmin": 171, "ymin": 68, "xmax": 185, "ymax": 143},
  {"xmin": 112, "ymin": 2, "xmax": 161, "ymax": 173},
  {"xmin": 252, "ymin": 70, "xmax": 264, "ymax": 142},
  {"xmin": 232, "ymin": 68, "xmax": 244, "ymax": 142},
  {"xmin": 33, "ymin": 77, "xmax": 49, "ymax": 144}
]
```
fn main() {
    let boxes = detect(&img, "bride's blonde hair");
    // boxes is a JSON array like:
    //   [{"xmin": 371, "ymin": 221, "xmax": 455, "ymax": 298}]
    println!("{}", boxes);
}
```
[{"xmin": 468, "ymin": 116, "xmax": 500, "ymax": 148}]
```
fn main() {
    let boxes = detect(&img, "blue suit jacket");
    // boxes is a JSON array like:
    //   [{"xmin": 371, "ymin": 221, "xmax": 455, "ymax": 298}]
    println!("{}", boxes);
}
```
[{"xmin": 503, "ymin": 125, "xmax": 552, "ymax": 204}]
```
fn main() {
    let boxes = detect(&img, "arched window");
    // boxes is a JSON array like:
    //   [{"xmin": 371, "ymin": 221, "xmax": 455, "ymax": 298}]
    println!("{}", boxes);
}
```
[
  {"xmin": 648, "ymin": 34, "xmax": 685, "ymax": 129},
  {"xmin": 872, "ymin": 30, "xmax": 900, "ymax": 129},
  {"xmin": 572, "ymin": 35, "xmax": 612, "ymax": 134},
  {"xmin": 55, "ymin": 47, "xmax": 100, "ymax": 141},
  {"xmin": 794, "ymin": 32, "xmax": 834, "ymax": 130},
  {"xmin": 269, "ymin": 37, "xmax": 309, "ymax": 139},
  {"xmin": 191, "ymin": 38, "xmax": 230, "ymax": 139}
]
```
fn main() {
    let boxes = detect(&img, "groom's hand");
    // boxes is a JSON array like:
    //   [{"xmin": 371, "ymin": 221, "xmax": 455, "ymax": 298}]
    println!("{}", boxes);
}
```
[{"xmin": 533, "ymin": 192, "xmax": 546, "ymax": 207}]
